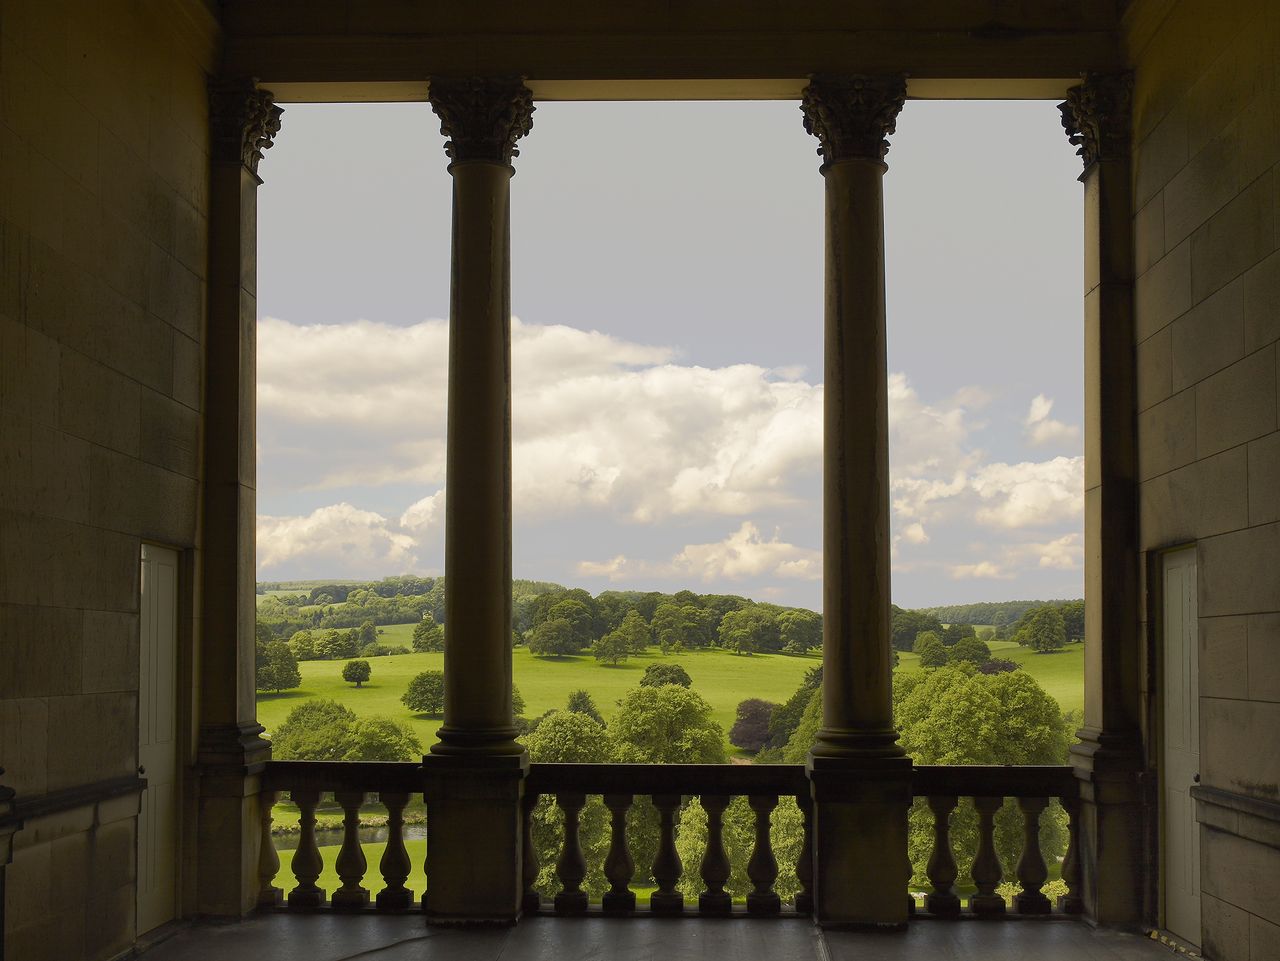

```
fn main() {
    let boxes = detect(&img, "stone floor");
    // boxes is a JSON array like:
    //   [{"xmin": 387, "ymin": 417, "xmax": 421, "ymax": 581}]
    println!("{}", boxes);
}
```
[{"xmin": 140, "ymin": 914, "xmax": 1184, "ymax": 961}]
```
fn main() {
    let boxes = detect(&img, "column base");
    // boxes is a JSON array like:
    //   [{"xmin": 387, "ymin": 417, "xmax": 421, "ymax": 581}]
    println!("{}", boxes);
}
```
[
  {"xmin": 195, "ymin": 723, "xmax": 271, "ymax": 917},
  {"xmin": 423, "ymin": 752, "xmax": 528, "ymax": 925},
  {"xmin": 807, "ymin": 753, "xmax": 913, "ymax": 928},
  {"xmin": 430, "ymin": 724, "xmax": 524, "ymax": 757},
  {"xmin": 1070, "ymin": 728, "xmax": 1146, "ymax": 925}
]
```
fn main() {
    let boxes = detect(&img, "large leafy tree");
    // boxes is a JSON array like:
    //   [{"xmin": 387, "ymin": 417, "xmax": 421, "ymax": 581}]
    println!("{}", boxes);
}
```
[
  {"xmin": 616, "ymin": 610, "xmax": 650, "ymax": 653},
  {"xmin": 607, "ymin": 685, "xmax": 726, "ymax": 764},
  {"xmin": 728, "ymin": 698, "xmax": 776, "ymax": 752},
  {"xmin": 546, "ymin": 598, "xmax": 595, "ymax": 649},
  {"xmin": 717, "ymin": 605, "xmax": 779, "ymax": 655},
  {"xmin": 777, "ymin": 609, "xmax": 822, "ymax": 654},
  {"xmin": 890, "ymin": 606, "xmax": 945, "ymax": 651},
  {"xmin": 949, "ymin": 635, "xmax": 992, "ymax": 665},
  {"xmin": 1020, "ymin": 606, "xmax": 1067, "ymax": 653},
  {"xmin": 638, "ymin": 662, "xmax": 692, "ymax": 688},
  {"xmin": 765, "ymin": 666, "xmax": 821, "ymax": 750},
  {"xmin": 412, "ymin": 613, "xmax": 445, "ymax": 652},
  {"xmin": 401, "ymin": 670, "xmax": 445, "ymax": 715},
  {"xmin": 270, "ymin": 699, "xmax": 420, "ymax": 761},
  {"xmin": 528, "ymin": 617, "xmax": 578, "ymax": 656},
  {"xmin": 256, "ymin": 640, "xmax": 301, "ymax": 693},
  {"xmin": 566, "ymin": 689, "xmax": 605, "ymax": 726},
  {"xmin": 593, "ymin": 630, "xmax": 631, "ymax": 665},
  {"xmin": 342, "ymin": 659, "xmax": 371, "ymax": 687}
]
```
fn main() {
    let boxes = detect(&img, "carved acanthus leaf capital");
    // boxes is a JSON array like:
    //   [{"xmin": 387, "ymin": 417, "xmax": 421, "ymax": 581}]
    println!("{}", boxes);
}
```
[
  {"xmin": 209, "ymin": 79, "xmax": 283, "ymax": 177},
  {"xmin": 801, "ymin": 75, "xmax": 908, "ymax": 166},
  {"xmin": 1059, "ymin": 73, "xmax": 1133, "ymax": 170},
  {"xmin": 428, "ymin": 77, "xmax": 534, "ymax": 165}
]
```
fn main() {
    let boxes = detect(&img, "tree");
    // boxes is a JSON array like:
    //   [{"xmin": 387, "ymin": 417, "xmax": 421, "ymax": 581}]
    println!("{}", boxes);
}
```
[
  {"xmin": 941, "ymin": 622, "xmax": 977, "ymax": 646},
  {"xmin": 639, "ymin": 663, "xmax": 692, "ymax": 688},
  {"xmin": 546, "ymin": 598, "xmax": 594, "ymax": 649},
  {"xmin": 269, "ymin": 699, "xmax": 421, "ymax": 762},
  {"xmin": 890, "ymin": 606, "xmax": 945, "ymax": 651},
  {"xmin": 949, "ymin": 635, "xmax": 992, "ymax": 665},
  {"xmin": 412, "ymin": 613, "xmax": 445, "ymax": 652},
  {"xmin": 402, "ymin": 670, "xmax": 446, "ymax": 715},
  {"xmin": 728, "ymin": 698, "xmax": 777, "ymax": 753},
  {"xmin": 916, "ymin": 635, "xmax": 949, "ymax": 667},
  {"xmin": 566, "ymin": 689, "xmax": 605, "ymax": 726},
  {"xmin": 593, "ymin": 630, "xmax": 630, "ymax": 665},
  {"xmin": 256, "ymin": 641, "xmax": 301, "ymax": 693},
  {"xmin": 342, "ymin": 659, "xmax": 371, "ymax": 687},
  {"xmin": 652, "ymin": 602, "xmax": 704, "ymax": 648},
  {"xmin": 1058, "ymin": 600, "xmax": 1085, "ymax": 642},
  {"xmin": 528, "ymin": 617, "xmax": 578, "ymax": 657},
  {"xmin": 287, "ymin": 629, "xmax": 317, "ymax": 661},
  {"xmin": 717, "ymin": 605, "xmax": 780, "ymax": 654},
  {"xmin": 359, "ymin": 619, "xmax": 378, "ymax": 648},
  {"xmin": 343, "ymin": 716, "xmax": 423, "ymax": 761},
  {"xmin": 512, "ymin": 683, "xmax": 526, "ymax": 718},
  {"xmin": 912, "ymin": 630, "xmax": 942, "ymax": 653},
  {"xmin": 978, "ymin": 658, "xmax": 1019, "ymax": 674},
  {"xmin": 616, "ymin": 610, "xmax": 650, "ymax": 653},
  {"xmin": 1021, "ymin": 606, "xmax": 1067, "ymax": 653},
  {"xmin": 765, "ymin": 666, "xmax": 821, "ymax": 749},
  {"xmin": 608, "ymin": 685, "xmax": 726, "ymax": 764},
  {"xmin": 777, "ymin": 609, "xmax": 822, "ymax": 654}
]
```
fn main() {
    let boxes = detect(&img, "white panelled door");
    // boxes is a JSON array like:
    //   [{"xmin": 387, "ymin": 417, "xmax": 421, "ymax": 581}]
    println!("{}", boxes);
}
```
[
  {"xmin": 137, "ymin": 544, "xmax": 180, "ymax": 935},
  {"xmin": 1162, "ymin": 547, "xmax": 1200, "ymax": 945}
]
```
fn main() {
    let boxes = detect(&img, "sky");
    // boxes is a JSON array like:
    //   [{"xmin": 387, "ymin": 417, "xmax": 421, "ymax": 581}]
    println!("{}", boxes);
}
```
[{"xmin": 255, "ymin": 99, "xmax": 1085, "ymax": 610}]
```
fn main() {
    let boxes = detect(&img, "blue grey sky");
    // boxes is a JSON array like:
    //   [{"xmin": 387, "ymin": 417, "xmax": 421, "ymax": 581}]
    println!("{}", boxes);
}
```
[{"xmin": 256, "ymin": 99, "xmax": 1084, "ymax": 609}]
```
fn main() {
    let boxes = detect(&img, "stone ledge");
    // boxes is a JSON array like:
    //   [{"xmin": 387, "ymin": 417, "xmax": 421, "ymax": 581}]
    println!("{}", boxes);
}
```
[{"xmin": 1194, "ymin": 784, "xmax": 1280, "ymax": 850}]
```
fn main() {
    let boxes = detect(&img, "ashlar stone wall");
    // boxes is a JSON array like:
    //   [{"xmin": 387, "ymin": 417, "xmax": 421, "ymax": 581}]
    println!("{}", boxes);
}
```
[
  {"xmin": 0, "ymin": 1, "xmax": 217, "ymax": 958},
  {"xmin": 1129, "ymin": 0, "xmax": 1280, "ymax": 956}
]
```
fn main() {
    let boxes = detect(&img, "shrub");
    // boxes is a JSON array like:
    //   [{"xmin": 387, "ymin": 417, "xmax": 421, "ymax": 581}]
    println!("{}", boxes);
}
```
[
  {"xmin": 638, "ymin": 663, "xmax": 692, "ymax": 688},
  {"xmin": 728, "ymin": 698, "xmax": 777, "ymax": 753}
]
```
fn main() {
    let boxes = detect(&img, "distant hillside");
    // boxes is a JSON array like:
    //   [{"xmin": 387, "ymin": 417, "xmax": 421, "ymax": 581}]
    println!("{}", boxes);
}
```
[{"xmin": 919, "ymin": 599, "xmax": 1083, "ymax": 628}]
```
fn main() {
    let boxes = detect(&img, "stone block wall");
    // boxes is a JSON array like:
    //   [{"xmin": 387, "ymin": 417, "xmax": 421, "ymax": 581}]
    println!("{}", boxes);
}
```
[
  {"xmin": 0, "ymin": 1, "xmax": 217, "ymax": 958},
  {"xmin": 1129, "ymin": 0, "xmax": 1280, "ymax": 956}
]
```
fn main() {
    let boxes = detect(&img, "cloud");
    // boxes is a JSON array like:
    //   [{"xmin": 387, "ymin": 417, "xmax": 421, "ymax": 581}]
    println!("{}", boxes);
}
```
[
  {"xmin": 576, "ymin": 521, "xmax": 821, "ymax": 583},
  {"xmin": 946, "ymin": 533, "xmax": 1083, "ymax": 581},
  {"xmin": 970, "ymin": 457, "xmax": 1084, "ymax": 528},
  {"xmin": 1024, "ymin": 394, "xmax": 1080, "ymax": 447},
  {"xmin": 901, "ymin": 522, "xmax": 930, "ymax": 545},
  {"xmin": 399, "ymin": 490, "xmax": 445, "ymax": 534},
  {"xmin": 257, "ymin": 503, "xmax": 420, "ymax": 578}
]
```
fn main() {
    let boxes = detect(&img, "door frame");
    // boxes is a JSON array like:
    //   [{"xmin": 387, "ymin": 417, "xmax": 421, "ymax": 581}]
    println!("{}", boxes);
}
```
[
  {"xmin": 1151, "ymin": 543, "xmax": 1200, "ymax": 943},
  {"xmin": 136, "ymin": 541, "xmax": 196, "ymax": 934}
]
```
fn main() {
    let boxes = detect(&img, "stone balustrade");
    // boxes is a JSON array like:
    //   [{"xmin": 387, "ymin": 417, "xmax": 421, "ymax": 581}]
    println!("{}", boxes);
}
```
[
  {"xmin": 911, "ymin": 765, "xmax": 1082, "ymax": 917},
  {"xmin": 523, "ymin": 763, "xmax": 813, "ymax": 917},
  {"xmin": 258, "ymin": 760, "xmax": 1077, "ymax": 918}
]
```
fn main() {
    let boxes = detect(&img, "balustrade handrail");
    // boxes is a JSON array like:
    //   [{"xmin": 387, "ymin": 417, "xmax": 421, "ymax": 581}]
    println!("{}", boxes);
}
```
[
  {"xmin": 526, "ymin": 762, "xmax": 808, "ymax": 797},
  {"xmin": 911, "ymin": 764, "xmax": 1076, "ymax": 799},
  {"xmin": 262, "ymin": 760, "xmax": 423, "ymax": 794}
]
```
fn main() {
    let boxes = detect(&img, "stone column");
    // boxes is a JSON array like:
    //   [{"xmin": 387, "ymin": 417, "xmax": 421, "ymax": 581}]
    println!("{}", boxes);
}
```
[
  {"xmin": 195, "ymin": 78, "xmax": 281, "ymax": 917},
  {"xmin": 801, "ymin": 74, "xmax": 913, "ymax": 928},
  {"xmin": 421, "ymin": 76, "xmax": 533, "ymax": 924},
  {"xmin": 1059, "ymin": 73, "xmax": 1145, "ymax": 925}
]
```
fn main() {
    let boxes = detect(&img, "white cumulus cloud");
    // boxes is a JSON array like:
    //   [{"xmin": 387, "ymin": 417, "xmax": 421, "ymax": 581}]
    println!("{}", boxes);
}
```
[
  {"xmin": 1024, "ymin": 394, "xmax": 1080, "ymax": 447},
  {"xmin": 257, "ymin": 503, "xmax": 419, "ymax": 578},
  {"xmin": 970, "ymin": 456, "xmax": 1084, "ymax": 528}
]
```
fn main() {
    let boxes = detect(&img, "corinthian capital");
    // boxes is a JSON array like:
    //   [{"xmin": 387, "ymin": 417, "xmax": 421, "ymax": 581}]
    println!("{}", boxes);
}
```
[
  {"xmin": 801, "ymin": 75, "xmax": 908, "ymax": 166},
  {"xmin": 428, "ymin": 77, "xmax": 534, "ymax": 165},
  {"xmin": 209, "ymin": 79, "xmax": 283, "ymax": 177},
  {"xmin": 1059, "ymin": 73, "xmax": 1133, "ymax": 170}
]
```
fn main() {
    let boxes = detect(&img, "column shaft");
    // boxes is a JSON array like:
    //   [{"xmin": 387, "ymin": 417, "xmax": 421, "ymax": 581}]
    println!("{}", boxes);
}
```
[
  {"xmin": 1060, "ymin": 73, "xmax": 1145, "ymax": 926},
  {"xmin": 801, "ymin": 75, "xmax": 912, "ymax": 929},
  {"xmin": 437, "ymin": 161, "xmax": 517, "ymax": 748},
  {"xmin": 422, "ymin": 77, "xmax": 533, "ymax": 925},
  {"xmin": 819, "ymin": 157, "xmax": 896, "ymax": 748},
  {"xmin": 196, "ymin": 79, "xmax": 282, "ymax": 916}
]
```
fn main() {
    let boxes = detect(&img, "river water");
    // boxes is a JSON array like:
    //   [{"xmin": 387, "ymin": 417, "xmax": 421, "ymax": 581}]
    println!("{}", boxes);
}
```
[{"xmin": 273, "ymin": 823, "xmax": 428, "ymax": 852}]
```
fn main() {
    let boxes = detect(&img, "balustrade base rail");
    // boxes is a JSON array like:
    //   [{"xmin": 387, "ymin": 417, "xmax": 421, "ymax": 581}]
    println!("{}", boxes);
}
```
[{"xmin": 257, "ymin": 760, "xmax": 1079, "ymax": 921}]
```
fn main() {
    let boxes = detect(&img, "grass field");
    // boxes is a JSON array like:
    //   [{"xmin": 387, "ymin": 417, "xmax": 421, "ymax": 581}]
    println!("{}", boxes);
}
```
[
  {"xmin": 257, "ymin": 641, "xmax": 823, "ymax": 747},
  {"xmin": 257, "ymin": 633, "xmax": 1083, "ymax": 748}
]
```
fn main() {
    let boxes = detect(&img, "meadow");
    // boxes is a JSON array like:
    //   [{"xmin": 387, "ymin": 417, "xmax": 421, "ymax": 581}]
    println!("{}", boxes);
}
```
[{"xmin": 256, "ymin": 628, "xmax": 1083, "ymax": 749}]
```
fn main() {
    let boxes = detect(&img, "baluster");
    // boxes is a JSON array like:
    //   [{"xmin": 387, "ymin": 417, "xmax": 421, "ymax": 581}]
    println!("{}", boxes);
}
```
[
  {"xmin": 1058, "ymin": 795, "xmax": 1083, "ymax": 914},
  {"xmin": 969, "ymin": 796, "xmax": 1006, "ymax": 916},
  {"xmin": 257, "ymin": 789, "xmax": 282, "ymax": 907},
  {"xmin": 332, "ymin": 790, "xmax": 370, "ymax": 910},
  {"xmin": 746, "ymin": 794, "xmax": 780, "ymax": 916},
  {"xmin": 650, "ymin": 794, "xmax": 684, "ymax": 915},
  {"xmin": 794, "ymin": 793, "xmax": 814, "ymax": 915},
  {"xmin": 554, "ymin": 793, "xmax": 588, "ymax": 915},
  {"xmin": 925, "ymin": 795, "xmax": 960, "ymax": 915},
  {"xmin": 697, "ymin": 795, "xmax": 732, "ymax": 915},
  {"xmin": 522, "ymin": 791, "xmax": 542, "ymax": 915},
  {"xmin": 602, "ymin": 794, "xmax": 636, "ymax": 914},
  {"xmin": 376, "ymin": 792, "xmax": 414, "ymax": 911},
  {"xmin": 288, "ymin": 789, "xmax": 325, "ymax": 909},
  {"xmin": 1014, "ymin": 796, "xmax": 1052, "ymax": 914},
  {"xmin": 906, "ymin": 797, "xmax": 917, "ymax": 917}
]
